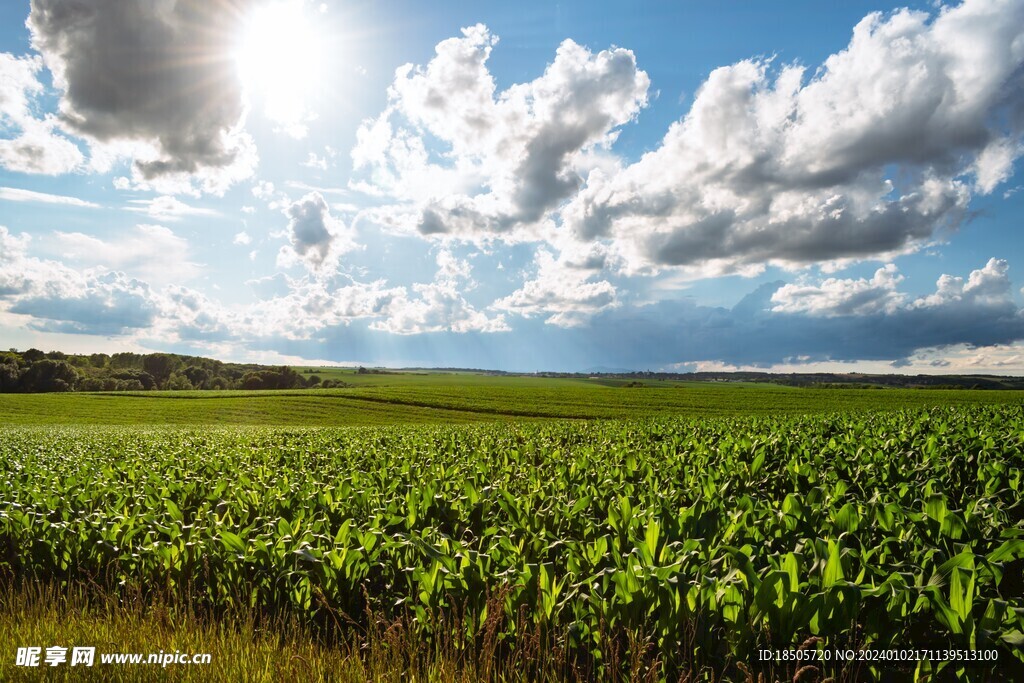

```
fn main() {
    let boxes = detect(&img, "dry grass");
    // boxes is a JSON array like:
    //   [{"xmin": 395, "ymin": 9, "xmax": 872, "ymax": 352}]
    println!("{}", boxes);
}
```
[{"xmin": 0, "ymin": 581, "xmax": 693, "ymax": 683}]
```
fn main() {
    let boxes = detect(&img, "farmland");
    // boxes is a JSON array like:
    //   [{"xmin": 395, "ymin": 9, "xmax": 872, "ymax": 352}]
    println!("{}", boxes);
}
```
[
  {"xmin": 0, "ymin": 375, "xmax": 1020, "ymax": 425},
  {"xmin": 1, "ymin": 386, "xmax": 1023, "ymax": 681}
]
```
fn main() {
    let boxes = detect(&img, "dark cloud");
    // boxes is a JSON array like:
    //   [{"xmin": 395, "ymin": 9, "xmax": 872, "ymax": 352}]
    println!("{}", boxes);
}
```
[
  {"xmin": 279, "ymin": 192, "xmax": 354, "ymax": 271},
  {"xmin": 11, "ymin": 271, "xmax": 157, "ymax": 335},
  {"xmin": 239, "ymin": 261, "xmax": 1024, "ymax": 371},
  {"xmin": 29, "ymin": 0, "xmax": 254, "ymax": 183}
]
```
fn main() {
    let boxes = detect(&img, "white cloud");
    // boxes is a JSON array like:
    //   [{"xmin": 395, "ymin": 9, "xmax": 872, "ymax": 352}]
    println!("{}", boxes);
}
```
[
  {"xmin": 302, "ymin": 152, "xmax": 328, "ymax": 170},
  {"xmin": 0, "ymin": 52, "xmax": 83, "ymax": 175},
  {"xmin": 285, "ymin": 180, "xmax": 349, "ymax": 196},
  {"xmin": 561, "ymin": 0, "xmax": 1024, "ymax": 274},
  {"xmin": 233, "ymin": 231, "xmax": 252, "ymax": 246},
  {"xmin": 771, "ymin": 258, "xmax": 1014, "ymax": 317},
  {"xmin": 371, "ymin": 250, "xmax": 509, "ymax": 334},
  {"xmin": 915, "ymin": 257, "xmax": 1012, "ymax": 307},
  {"xmin": 125, "ymin": 195, "xmax": 218, "ymax": 221},
  {"xmin": 243, "ymin": 277, "xmax": 403, "ymax": 339},
  {"xmin": 492, "ymin": 249, "xmax": 618, "ymax": 327},
  {"xmin": 352, "ymin": 24, "xmax": 650, "ymax": 240},
  {"xmin": 276, "ymin": 192, "xmax": 357, "ymax": 273},
  {"xmin": 252, "ymin": 181, "xmax": 275, "ymax": 200},
  {"xmin": 1, "ymin": 226, "xmax": 502, "ymax": 344},
  {"xmin": 0, "ymin": 226, "xmax": 164, "ymax": 334},
  {"xmin": 52, "ymin": 224, "xmax": 201, "ymax": 284},
  {"xmin": 300, "ymin": 147, "xmax": 337, "ymax": 171},
  {"xmin": 771, "ymin": 264, "xmax": 906, "ymax": 316},
  {"xmin": 0, "ymin": 226, "xmax": 35, "ymax": 295},
  {"xmin": 0, "ymin": 186, "xmax": 99, "ymax": 208},
  {"xmin": 0, "ymin": 52, "xmax": 42, "ymax": 122}
]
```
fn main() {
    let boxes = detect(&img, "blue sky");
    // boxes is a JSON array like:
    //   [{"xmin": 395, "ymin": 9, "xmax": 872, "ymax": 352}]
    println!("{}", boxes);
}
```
[{"xmin": 2, "ymin": 0, "xmax": 1023, "ymax": 372}]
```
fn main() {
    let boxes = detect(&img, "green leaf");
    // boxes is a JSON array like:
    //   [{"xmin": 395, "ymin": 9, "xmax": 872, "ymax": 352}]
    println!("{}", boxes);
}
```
[
  {"xmin": 823, "ymin": 541, "xmax": 844, "ymax": 588},
  {"xmin": 220, "ymin": 531, "xmax": 245, "ymax": 554},
  {"xmin": 164, "ymin": 499, "xmax": 183, "ymax": 523},
  {"xmin": 988, "ymin": 539, "xmax": 1024, "ymax": 563},
  {"xmin": 570, "ymin": 496, "xmax": 591, "ymax": 516}
]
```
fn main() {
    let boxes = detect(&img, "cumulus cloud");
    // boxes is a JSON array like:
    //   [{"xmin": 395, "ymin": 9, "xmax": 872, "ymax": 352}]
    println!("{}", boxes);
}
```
[
  {"xmin": 352, "ymin": 24, "xmax": 650, "ymax": 239},
  {"xmin": 276, "ymin": 192, "xmax": 357, "ymax": 272},
  {"xmin": 27, "ymin": 0, "xmax": 257, "ymax": 192},
  {"xmin": 371, "ymin": 250, "xmax": 509, "ymax": 334},
  {"xmin": 233, "ymin": 231, "xmax": 252, "ymax": 246},
  {"xmin": 492, "ymin": 248, "xmax": 617, "ymax": 327},
  {"xmin": 243, "ymin": 277, "xmax": 404, "ymax": 339},
  {"xmin": 0, "ymin": 225, "xmax": 506, "ymax": 346},
  {"xmin": 52, "ymin": 224, "xmax": 201, "ymax": 284},
  {"xmin": 561, "ymin": 0, "xmax": 1024, "ymax": 273},
  {"xmin": 352, "ymin": 2, "xmax": 1024, "ymax": 279},
  {"xmin": 301, "ymin": 147, "xmax": 336, "ymax": 170},
  {"xmin": 0, "ymin": 226, "xmax": 35, "ymax": 295},
  {"xmin": 771, "ymin": 264, "xmax": 906, "ymax": 316},
  {"xmin": 0, "ymin": 51, "xmax": 83, "ymax": 174},
  {"xmin": 0, "ymin": 226, "xmax": 162, "ymax": 334},
  {"xmin": 915, "ymin": 257, "xmax": 1012, "ymax": 307},
  {"xmin": 4, "ymin": 219, "xmax": 1024, "ymax": 368},
  {"xmin": 11, "ymin": 270, "xmax": 159, "ymax": 335},
  {"xmin": 232, "ymin": 254, "xmax": 1024, "ymax": 372},
  {"xmin": 771, "ymin": 257, "xmax": 1016, "ymax": 321},
  {"xmin": 522, "ymin": 258, "xmax": 1024, "ymax": 369}
]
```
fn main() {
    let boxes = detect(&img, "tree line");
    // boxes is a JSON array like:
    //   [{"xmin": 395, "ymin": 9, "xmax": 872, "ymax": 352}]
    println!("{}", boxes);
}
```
[{"xmin": 0, "ymin": 349, "xmax": 348, "ymax": 393}]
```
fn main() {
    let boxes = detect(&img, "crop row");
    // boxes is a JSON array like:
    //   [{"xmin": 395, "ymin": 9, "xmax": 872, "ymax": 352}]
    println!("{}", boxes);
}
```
[{"xmin": 1, "ymin": 405, "xmax": 1022, "ymax": 679}]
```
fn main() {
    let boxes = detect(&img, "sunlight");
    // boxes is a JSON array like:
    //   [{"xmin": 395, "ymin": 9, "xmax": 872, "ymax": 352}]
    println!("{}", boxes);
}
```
[{"xmin": 235, "ymin": 0, "xmax": 326, "ymax": 136}]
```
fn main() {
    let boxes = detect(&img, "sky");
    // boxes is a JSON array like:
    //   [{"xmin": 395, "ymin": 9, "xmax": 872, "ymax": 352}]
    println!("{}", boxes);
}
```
[{"xmin": 1, "ymin": 0, "xmax": 1024, "ymax": 373}]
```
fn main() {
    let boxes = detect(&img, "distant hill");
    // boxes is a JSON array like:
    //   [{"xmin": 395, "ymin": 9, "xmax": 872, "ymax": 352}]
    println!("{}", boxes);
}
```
[
  {"xmin": 0, "ymin": 348, "xmax": 335, "ymax": 393},
  {"xmin": 531, "ymin": 369, "xmax": 1024, "ymax": 390},
  {"xmin": 4, "ymin": 347, "xmax": 1022, "ymax": 393}
]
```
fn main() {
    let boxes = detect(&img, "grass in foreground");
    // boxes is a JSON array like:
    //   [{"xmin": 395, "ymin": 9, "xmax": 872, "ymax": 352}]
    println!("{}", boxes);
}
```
[{"xmin": 0, "ymin": 581, "xmax": 856, "ymax": 683}]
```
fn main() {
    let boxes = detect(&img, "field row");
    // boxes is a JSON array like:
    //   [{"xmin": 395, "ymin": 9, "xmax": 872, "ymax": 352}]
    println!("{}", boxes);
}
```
[
  {"xmin": 0, "ymin": 381, "xmax": 1020, "ymax": 424},
  {"xmin": 2, "ymin": 405, "xmax": 1023, "ymax": 679}
]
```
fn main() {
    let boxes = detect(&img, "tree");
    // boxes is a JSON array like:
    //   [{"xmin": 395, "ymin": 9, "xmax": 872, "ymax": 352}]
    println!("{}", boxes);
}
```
[
  {"xmin": 111, "ymin": 370, "xmax": 156, "ymax": 391},
  {"xmin": 20, "ymin": 360, "xmax": 79, "ymax": 392},
  {"xmin": 143, "ymin": 354, "xmax": 179, "ymax": 389},
  {"xmin": 110, "ymin": 352, "xmax": 142, "ymax": 369},
  {"xmin": 183, "ymin": 366, "xmax": 210, "ymax": 389},
  {"xmin": 0, "ymin": 359, "xmax": 21, "ymax": 392},
  {"xmin": 78, "ymin": 377, "xmax": 105, "ymax": 391},
  {"xmin": 240, "ymin": 372, "xmax": 265, "ymax": 390},
  {"xmin": 22, "ymin": 348, "xmax": 45, "ymax": 363},
  {"xmin": 164, "ymin": 373, "xmax": 193, "ymax": 390}
]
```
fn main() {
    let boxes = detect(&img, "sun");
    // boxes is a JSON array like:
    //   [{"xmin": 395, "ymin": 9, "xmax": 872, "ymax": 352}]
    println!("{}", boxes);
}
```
[{"xmin": 235, "ymin": 0, "xmax": 326, "ymax": 135}]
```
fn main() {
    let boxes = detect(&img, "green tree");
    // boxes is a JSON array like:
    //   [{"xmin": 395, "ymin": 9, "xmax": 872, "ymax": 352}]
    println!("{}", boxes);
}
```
[
  {"xmin": 164, "ymin": 373, "xmax": 194, "ymax": 390},
  {"xmin": 0, "ymin": 358, "xmax": 21, "ymax": 392},
  {"xmin": 20, "ymin": 359, "xmax": 79, "ymax": 392},
  {"xmin": 183, "ymin": 366, "xmax": 210, "ymax": 389},
  {"xmin": 22, "ymin": 348, "xmax": 45, "ymax": 363},
  {"xmin": 143, "ymin": 354, "xmax": 179, "ymax": 389}
]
